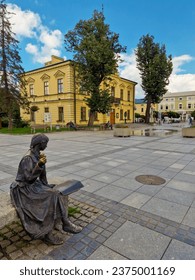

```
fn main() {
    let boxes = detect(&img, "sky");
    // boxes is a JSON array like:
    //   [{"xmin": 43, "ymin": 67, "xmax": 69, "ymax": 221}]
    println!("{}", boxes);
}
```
[{"xmin": 4, "ymin": 0, "xmax": 195, "ymax": 98}]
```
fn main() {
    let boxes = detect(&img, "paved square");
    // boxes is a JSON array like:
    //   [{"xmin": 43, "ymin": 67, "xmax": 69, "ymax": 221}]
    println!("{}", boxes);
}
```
[{"xmin": 104, "ymin": 221, "xmax": 171, "ymax": 259}]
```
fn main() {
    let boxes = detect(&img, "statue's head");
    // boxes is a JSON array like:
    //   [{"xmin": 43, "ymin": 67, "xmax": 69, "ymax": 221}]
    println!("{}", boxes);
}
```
[{"xmin": 30, "ymin": 133, "xmax": 49, "ymax": 150}]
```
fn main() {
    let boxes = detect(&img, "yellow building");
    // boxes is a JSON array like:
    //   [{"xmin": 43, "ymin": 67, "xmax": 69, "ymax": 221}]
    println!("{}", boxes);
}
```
[
  {"xmin": 21, "ymin": 56, "xmax": 137, "ymax": 127},
  {"xmin": 135, "ymin": 99, "xmax": 158, "ymax": 122}
]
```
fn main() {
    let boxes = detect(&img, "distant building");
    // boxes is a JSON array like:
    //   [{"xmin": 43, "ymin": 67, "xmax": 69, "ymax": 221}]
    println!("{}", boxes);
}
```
[
  {"xmin": 20, "ymin": 55, "xmax": 137, "ymax": 126},
  {"xmin": 135, "ymin": 98, "xmax": 158, "ymax": 122},
  {"xmin": 158, "ymin": 91, "xmax": 195, "ymax": 121}
]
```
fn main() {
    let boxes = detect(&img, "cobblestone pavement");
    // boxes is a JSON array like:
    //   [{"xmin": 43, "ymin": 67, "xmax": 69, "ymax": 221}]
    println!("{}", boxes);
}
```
[{"xmin": 1, "ymin": 190, "xmax": 195, "ymax": 260}]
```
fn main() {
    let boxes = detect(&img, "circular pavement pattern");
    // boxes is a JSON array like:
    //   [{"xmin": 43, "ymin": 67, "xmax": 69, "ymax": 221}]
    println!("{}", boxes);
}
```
[{"xmin": 135, "ymin": 175, "xmax": 166, "ymax": 185}]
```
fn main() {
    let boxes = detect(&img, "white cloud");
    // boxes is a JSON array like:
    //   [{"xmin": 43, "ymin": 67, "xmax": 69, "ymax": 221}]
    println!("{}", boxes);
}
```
[
  {"xmin": 172, "ymin": 54, "xmax": 193, "ymax": 74},
  {"xmin": 119, "ymin": 51, "xmax": 195, "ymax": 98},
  {"xmin": 7, "ymin": 3, "xmax": 64, "ymax": 65},
  {"xmin": 119, "ymin": 51, "xmax": 143, "ymax": 98},
  {"xmin": 7, "ymin": 4, "xmax": 41, "ymax": 38}
]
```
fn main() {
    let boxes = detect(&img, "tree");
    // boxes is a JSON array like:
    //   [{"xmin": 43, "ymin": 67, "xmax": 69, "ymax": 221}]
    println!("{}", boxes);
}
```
[
  {"xmin": 0, "ymin": 1, "xmax": 29, "ymax": 129},
  {"xmin": 64, "ymin": 10, "xmax": 126, "ymax": 126},
  {"xmin": 135, "ymin": 34, "xmax": 173, "ymax": 123}
]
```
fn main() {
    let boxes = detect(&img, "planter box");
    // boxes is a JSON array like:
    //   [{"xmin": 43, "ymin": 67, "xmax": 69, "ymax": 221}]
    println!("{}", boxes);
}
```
[
  {"xmin": 182, "ymin": 127, "xmax": 195, "ymax": 137},
  {"xmin": 113, "ymin": 127, "xmax": 131, "ymax": 137}
]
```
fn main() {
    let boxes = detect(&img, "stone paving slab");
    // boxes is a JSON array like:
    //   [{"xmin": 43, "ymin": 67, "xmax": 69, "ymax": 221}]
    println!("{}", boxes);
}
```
[
  {"xmin": 162, "ymin": 239, "xmax": 195, "ymax": 260},
  {"xmin": 141, "ymin": 197, "xmax": 189, "ymax": 223},
  {"xmin": 104, "ymin": 221, "xmax": 171, "ymax": 260}
]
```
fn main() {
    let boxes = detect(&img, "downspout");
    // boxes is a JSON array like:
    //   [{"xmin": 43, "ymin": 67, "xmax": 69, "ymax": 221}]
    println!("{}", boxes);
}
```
[
  {"xmin": 73, "ymin": 62, "xmax": 76, "ymax": 124},
  {"xmin": 132, "ymin": 83, "xmax": 137, "ymax": 123}
]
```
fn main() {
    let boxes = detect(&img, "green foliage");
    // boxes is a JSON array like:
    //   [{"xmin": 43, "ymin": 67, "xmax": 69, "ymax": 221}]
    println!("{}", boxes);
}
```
[
  {"xmin": 167, "ymin": 111, "xmax": 180, "ymax": 118},
  {"xmin": 135, "ymin": 34, "xmax": 173, "ymax": 123},
  {"xmin": 64, "ymin": 10, "xmax": 126, "ymax": 125},
  {"xmin": 114, "ymin": 124, "xmax": 129, "ymax": 128},
  {"xmin": 135, "ymin": 113, "xmax": 141, "ymax": 118},
  {"xmin": 68, "ymin": 207, "xmax": 81, "ymax": 217},
  {"xmin": 0, "ymin": 1, "xmax": 29, "ymax": 129},
  {"xmin": 191, "ymin": 111, "xmax": 195, "ymax": 119}
]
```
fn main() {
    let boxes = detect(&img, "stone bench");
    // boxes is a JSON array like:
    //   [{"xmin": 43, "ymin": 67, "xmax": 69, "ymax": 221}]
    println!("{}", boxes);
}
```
[
  {"xmin": 0, "ymin": 192, "xmax": 19, "ymax": 230},
  {"xmin": 0, "ymin": 179, "xmax": 84, "ymax": 230}
]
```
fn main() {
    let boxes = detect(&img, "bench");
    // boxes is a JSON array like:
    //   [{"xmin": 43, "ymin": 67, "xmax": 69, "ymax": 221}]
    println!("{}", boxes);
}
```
[
  {"xmin": 99, "ymin": 123, "xmax": 113, "ymax": 130},
  {"xmin": 30, "ymin": 124, "xmax": 51, "ymax": 133},
  {"xmin": 0, "ymin": 180, "xmax": 84, "ymax": 230}
]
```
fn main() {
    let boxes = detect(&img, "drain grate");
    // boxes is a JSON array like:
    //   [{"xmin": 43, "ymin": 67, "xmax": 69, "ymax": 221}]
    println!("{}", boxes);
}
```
[{"xmin": 135, "ymin": 175, "xmax": 166, "ymax": 185}]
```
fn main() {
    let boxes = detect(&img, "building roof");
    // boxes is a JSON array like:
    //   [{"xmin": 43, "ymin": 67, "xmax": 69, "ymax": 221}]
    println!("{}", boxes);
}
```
[
  {"xmin": 164, "ymin": 91, "xmax": 195, "ymax": 97},
  {"xmin": 135, "ymin": 98, "xmax": 145, "ymax": 104},
  {"xmin": 24, "ymin": 56, "xmax": 137, "ymax": 85}
]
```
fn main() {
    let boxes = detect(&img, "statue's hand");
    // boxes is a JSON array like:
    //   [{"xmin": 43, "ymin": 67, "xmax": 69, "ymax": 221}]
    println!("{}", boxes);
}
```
[{"xmin": 38, "ymin": 153, "xmax": 47, "ymax": 167}]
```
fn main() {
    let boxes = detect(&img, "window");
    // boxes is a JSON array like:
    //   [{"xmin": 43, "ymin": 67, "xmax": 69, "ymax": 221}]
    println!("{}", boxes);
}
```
[
  {"xmin": 44, "ymin": 81, "xmax": 49, "ymax": 95},
  {"xmin": 57, "ymin": 78, "xmax": 63, "ymax": 93},
  {"xmin": 179, "ymin": 103, "xmax": 182, "ymax": 109},
  {"xmin": 127, "ymin": 91, "xmax": 130, "ymax": 101},
  {"xmin": 178, "ymin": 97, "xmax": 182, "ymax": 101},
  {"xmin": 165, "ymin": 105, "xmax": 168, "ymax": 110},
  {"xmin": 120, "ymin": 89, "xmax": 124, "ymax": 100},
  {"xmin": 111, "ymin": 86, "xmax": 115, "ymax": 97},
  {"xmin": 120, "ymin": 109, "xmax": 123, "ymax": 120},
  {"xmin": 141, "ymin": 108, "xmax": 144, "ymax": 113},
  {"xmin": 81, "ymin": 107, "xmax": 86, "ymax": 121},
  {"xmin": 58, "ymin": 107, "xmax": 64, "ymax": 122},
  {"xmin": 166, "ymin": 98, "xmax": 169, "ymax": 101},
  {"xmin": 188, "ymin": 103, "xmax": 192, "ymax": 109},
  {"xmin": 44, "ymin": 107, "xmax": 49, "ymax": 113},
  {"xmin": 160, "ymin": 105, "xmax": 163, "ymax": 110},
  {"xmin": 29, "ymin": 84, "xmax": 34, "ymax": 96}
]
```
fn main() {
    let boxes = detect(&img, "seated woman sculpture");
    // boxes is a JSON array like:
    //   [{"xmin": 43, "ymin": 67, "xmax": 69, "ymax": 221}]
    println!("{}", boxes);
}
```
[{"xmin": 10, "ymin": 133, "xmax": 82, "ymax": 245}]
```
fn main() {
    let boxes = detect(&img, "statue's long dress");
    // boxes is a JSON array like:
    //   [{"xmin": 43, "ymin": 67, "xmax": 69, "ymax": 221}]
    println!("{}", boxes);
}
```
[{"xmin": 10, "ymin": 150, "xmax": 67, "ymax": 239}]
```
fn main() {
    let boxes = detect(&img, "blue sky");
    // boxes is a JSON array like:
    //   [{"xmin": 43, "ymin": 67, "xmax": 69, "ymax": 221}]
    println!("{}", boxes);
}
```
[{"xmin": 5, "ymin": 0, "xmax": 195, "ymax": 97}]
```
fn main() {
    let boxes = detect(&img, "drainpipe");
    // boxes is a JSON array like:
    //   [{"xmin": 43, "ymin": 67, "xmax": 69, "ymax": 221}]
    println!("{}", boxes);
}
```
[
  {"xmin": 73, "ymin": 62, "xmax": 76, "ymax": 124},
  {"xmin": 132, "ymin": 83, "xmax": 136, "ymax": 123}
]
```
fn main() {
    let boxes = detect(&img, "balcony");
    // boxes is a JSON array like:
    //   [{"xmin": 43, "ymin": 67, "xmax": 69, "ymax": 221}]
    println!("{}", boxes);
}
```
[{"xmin": 111, "ymin": 97, "xmax": 121, "ymax": 105}]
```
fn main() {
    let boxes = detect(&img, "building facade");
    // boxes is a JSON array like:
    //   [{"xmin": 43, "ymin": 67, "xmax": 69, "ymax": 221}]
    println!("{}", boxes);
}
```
[
  {"xmin": 21, "ymin": 56, "xmax": 137, "ymax": 126},
  {"xmin": 135, "ymin": 99, "xmax": 158, "ymax": 122},
  {"xmin": 158, "ymin": 91, "xmax": 195, "ymax": 120}
]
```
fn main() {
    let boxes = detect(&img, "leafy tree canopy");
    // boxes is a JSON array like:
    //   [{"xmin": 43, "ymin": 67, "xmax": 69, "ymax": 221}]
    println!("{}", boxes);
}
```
[
  {"xmin": 64, "ymin": 10, "xmax": 126, "ymax": 125},
  {"xmin": 135, "ymin": 34, "xmax": 173, "ymax": 123},
  {"xmin": 0, "ymin": 0, "xmax": 29, "ymax": 129}
]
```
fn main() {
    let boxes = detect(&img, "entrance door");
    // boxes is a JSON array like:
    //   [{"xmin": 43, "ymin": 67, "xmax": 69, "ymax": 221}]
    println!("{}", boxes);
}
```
[{"xmin": 110, "ymin": 110, "xmax": 115, "ymax": 124}]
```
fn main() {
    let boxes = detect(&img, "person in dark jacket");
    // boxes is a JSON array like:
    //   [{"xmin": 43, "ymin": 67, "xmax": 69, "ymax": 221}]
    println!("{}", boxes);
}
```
[{"xmin": 10, "ymin": 133, "xmax": 81, "ymax": 245}]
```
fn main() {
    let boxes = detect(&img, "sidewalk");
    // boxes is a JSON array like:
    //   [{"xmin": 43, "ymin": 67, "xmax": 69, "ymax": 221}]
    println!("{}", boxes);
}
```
[{"xmin": 1, "ymin": 123, "xmax": 195, "ymax": 260}]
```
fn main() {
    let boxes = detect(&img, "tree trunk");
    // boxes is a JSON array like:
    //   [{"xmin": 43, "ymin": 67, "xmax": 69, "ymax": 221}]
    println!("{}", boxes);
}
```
[
  {"xmin": 88, "ymin": 110, "xmax": 95, "ymax": 126},
  {"xmin": 0, "ymin": 118, "xmax": 2, "ymax": 129},
  {"xmin": 145, "ymin": 97, "xmax": 152, "ymax": 124},
  {"xmin": 8, "ymin": 111, "xmax": 13, "ymax": 130}
]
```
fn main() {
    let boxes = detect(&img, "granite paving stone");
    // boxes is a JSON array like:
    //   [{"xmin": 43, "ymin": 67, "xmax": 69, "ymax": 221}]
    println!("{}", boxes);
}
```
[
  {"xmin": 162, "ymin": 239, "xmax": 195, "ymax": 260},
  {"xmin": 141, "ymin": 197, "xmax": 189, "ymax": 223},
  {"xmin": 104, "ymin": 221, "xmax": 171, "ymax": 259}
]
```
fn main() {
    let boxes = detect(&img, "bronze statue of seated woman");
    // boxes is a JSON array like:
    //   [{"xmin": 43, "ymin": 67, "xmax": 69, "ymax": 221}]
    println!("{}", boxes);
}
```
[{"xmin": 10, "ymin": 133, "xmax": 82, "ymax": 245}]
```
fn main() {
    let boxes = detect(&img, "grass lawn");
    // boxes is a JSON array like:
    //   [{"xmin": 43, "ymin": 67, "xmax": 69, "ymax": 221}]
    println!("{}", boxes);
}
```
[{"xmin": 0, "ymin": 126, "xmax": 74, "ymax": 135}]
